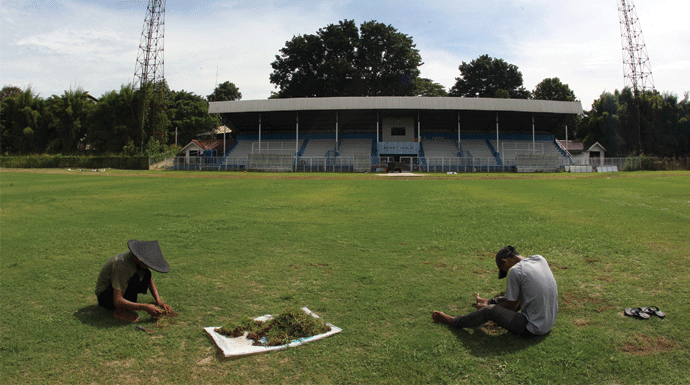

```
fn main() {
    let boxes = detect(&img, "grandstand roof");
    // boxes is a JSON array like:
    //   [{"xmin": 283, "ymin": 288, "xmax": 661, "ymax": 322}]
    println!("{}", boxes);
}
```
[{"xmin": 209, "ymin": 96, "xmax": 583, "ymax": 115}]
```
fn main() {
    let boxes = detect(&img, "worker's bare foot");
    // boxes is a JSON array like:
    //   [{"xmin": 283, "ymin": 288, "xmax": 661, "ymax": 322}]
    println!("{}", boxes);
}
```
[
  {"xmin": 475, "ymin": 294, "xmax": 489, "ymax": 309},
  {"xmin": 432, "ymin": 311, "xmax": 453, "ymax": 324},
  {"xmin": 114, "ymin": 309, "xmax": 139, "ymax": 323}
]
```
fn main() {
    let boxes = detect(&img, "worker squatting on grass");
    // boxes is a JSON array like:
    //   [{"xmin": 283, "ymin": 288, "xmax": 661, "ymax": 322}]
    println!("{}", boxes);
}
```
[
  {"xmin": 95, "ymin": 240, "xmax": 175, "ymax": 322},
  {"xmin": 432, "ymin": 245, "xmax": 559, "ymax": 337}
]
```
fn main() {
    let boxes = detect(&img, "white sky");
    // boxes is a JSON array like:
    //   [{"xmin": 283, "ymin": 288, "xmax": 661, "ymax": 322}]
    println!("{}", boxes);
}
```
[{"xmin": 2, "ymin": 0, "xmax": 688, "ymax": 110}]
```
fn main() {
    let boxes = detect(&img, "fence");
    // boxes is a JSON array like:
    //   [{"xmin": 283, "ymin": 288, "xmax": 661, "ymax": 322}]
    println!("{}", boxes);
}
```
[
  {"xmin": 574, "ymin": 157, "xmax": 642, "ymax": 171},
  {"xmin": 163, "ymin": 155, "xmax": 650, "ymax": 173}
]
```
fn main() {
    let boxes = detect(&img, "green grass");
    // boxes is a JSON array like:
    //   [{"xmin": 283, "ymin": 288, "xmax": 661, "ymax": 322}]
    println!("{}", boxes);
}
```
[{"xmin": 1, "ymin": 169, "xmax": 689, "ymax": 384}]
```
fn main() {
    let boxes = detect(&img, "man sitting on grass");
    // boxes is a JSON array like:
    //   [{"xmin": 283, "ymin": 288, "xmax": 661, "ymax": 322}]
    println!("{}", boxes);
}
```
[
  {"xmin": 432, "ymin": 246, "xmax": 558, "ymax": 337},
  {"xmin": 95, "ymin": 240, "xmax": 174, "ymax": 322}
]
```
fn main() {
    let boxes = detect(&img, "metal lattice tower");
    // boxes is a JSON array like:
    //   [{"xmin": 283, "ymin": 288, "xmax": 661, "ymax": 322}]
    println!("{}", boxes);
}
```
[
  {"xmin": 618, "ymin": 0, "xmax": 654, "ymax": 97},
  {"xmin": 133, "ymin": 0, "xmax": 165, "ymax": 90}
]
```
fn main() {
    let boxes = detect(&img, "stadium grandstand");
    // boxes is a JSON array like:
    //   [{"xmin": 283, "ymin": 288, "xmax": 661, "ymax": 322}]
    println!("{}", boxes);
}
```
[{"xmin": 173, "ymin": 96, "xmax": 583, "ymax": 172}]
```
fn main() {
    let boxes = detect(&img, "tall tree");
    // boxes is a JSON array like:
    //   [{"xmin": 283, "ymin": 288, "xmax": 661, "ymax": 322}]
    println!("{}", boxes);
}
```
[
  {"xmin": 0, "ymin": 87, "xmax": 44, "ymax": 154},
  {"xmin": 576, "ymin": 89, "xmax": 690, "ymax": 156},
  {"xmin": 168, "ymin": 90, "xmax": 220, "ymax": 146},
  {"xmin": 357, "ymin": 21, "xmax": 422, "ymax": 96},
  {"xmin": 43, "ymin": 88, "xmax": 95, "ymax": 153},
  {"xmin": 86, "ymin": 85, "xmax": 138, "ymax": 154},
  {"xmin": 449, "ymin": 54, "xmax": 530, "ymax": 99},
  {"xmin": 1, "ymin": 85, "xmax": 23, "ymax": 102},
  {"xmin": 207, "ymin": 81, "xmax": 242, "ymax": 102},
  {"xmin": 413, "ymin": 78, "xmax": 448, "ymax": 97},
  {"xmin": 532, "ymin": 77, "xmax": 576, "ymax": 101},
  {"xmin": 270, "ymin": 20, "xmax": 423, "ymax": 98}
]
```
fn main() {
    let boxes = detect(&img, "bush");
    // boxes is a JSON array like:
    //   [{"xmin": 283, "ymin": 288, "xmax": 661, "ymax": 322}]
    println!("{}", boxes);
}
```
[
  {"xmin": 0, "ymin": 154, "xmax": 149, "ymax": 170},
  {"xmin": 640, "ymin": 156, "xmax": 690, "ymax": 171}
]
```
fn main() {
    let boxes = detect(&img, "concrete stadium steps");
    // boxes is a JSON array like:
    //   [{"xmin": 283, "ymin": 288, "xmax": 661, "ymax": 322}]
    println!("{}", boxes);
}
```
[
  {"xmin": 301, "ymin": 139, "xmax": 337, "ymax": 157},
  {"xmin": 338, "ymin": 138, "xmax": 374, "ymax": 157},
  {"xmin": 421, "ymin": 139, "xmax": 458, "ymax": 158},
  {"xmin": 460, "ymin": 140, "xmax": 494, "ymax": 160}
]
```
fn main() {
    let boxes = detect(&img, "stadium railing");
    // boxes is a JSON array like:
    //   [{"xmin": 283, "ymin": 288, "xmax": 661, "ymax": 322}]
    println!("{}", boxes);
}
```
[{"xmin": 167, "ymin": 155, "xmax": 644, "ymax": 172}]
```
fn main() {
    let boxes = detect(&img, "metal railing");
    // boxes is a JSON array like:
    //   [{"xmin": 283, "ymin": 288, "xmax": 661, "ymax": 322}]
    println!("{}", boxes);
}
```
[
  {"xmin": 572, "ymin": 157, "xmax": 642, "ymax": 171},
  {"xmin": 162, "ymin": 155, "xmax": 645, "ymax": 172}
]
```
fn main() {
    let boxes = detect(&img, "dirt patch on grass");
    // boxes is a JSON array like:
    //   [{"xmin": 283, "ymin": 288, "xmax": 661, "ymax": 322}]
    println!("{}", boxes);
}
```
[
  {"xmin": 560, "ymin": 292, "xmax": 614, "ymax": 313},
  {"xmin": 572, "ymin": 318, "xmax": 594, "ymax": 327},
  {"xmin": 620, "ymin": 334, "xmax": 677, "ymax": 355}
]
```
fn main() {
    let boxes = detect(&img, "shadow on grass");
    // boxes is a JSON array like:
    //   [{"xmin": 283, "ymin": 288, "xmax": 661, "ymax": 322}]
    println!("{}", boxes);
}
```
[
  {"xmin": 446, "ymin": 325, "xmax": 548, "ymax": 357},
  {"xmin": 73, "ymin": 305, "xmax": 158, "ymax": 328}
]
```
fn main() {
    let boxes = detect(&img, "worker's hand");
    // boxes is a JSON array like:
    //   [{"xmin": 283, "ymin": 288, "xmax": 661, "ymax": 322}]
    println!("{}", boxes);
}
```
[
  {"xmin": 160, "ymin": 303, "xmax": 174, "ymax": 314},
  {"xmin": 145, "ymin": 304, "xmax": 164, "ymax": 318},
  {"xmin": 155, "ymin": 300, "xmax": 173, "ymax": 314}
]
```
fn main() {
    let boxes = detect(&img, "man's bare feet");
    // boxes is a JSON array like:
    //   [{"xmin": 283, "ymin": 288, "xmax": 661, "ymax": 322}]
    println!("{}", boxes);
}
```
[
  {"xmin": 475, "ymin": 293, "xmax": 489, "ymax": 309},
  {"xmin": 114, "ymin": 309, "xmax": 140, "ymax": 323},
  {"xmin": 432, "ymin": 311, "xmax": 454, "ymax": 324}
]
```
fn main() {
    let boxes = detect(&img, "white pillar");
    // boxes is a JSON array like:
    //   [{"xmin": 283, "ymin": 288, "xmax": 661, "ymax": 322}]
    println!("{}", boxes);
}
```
[
  {"xmin": 565, "ymin": 125, "xmax": 568, "ymax": 150},
  {"xmin": 495, "ymin": 112, "xmax": 499, "ymax": 155},
  {"xmin": 296, "ymin": 111, "xmax": 299, "ymax": 155},
  {"xmin": 417, "ymin": 110, "xmax": 421, "ymax": 142},
  {"xmin": 376, "ymin": 111, "xmax": 380, "ymax": 143}
]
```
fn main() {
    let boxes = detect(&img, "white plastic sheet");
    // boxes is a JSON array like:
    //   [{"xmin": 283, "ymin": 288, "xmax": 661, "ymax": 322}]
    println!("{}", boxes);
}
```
[{"xmin": 205, "ymin": 307, "xmax": 342, "ymax": 357}]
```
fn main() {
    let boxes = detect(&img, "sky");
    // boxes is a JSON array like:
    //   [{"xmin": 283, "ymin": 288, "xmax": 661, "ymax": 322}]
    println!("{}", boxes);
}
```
[{"xmin": 2, "ymin": 0, "xmax": 688, "ymax": 110}]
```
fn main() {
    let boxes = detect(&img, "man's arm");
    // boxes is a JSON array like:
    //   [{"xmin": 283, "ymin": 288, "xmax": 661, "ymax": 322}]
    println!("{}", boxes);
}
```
[
  {"xmin": 499, "ymin": 300, "xmax": 520, "ymax": 312},
  {"xmin": 112, "ymin": 288, "xmax": 163, "ymax": 317},
  {"xmin": 148, "ymin": 277, "xmax": 173, "ymax": 313}
]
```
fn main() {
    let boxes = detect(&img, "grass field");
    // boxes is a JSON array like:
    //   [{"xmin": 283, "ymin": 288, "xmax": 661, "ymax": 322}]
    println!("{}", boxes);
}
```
[{"xmin": 1, "ymin": 169, "xmax": 689, "ymax": 384}]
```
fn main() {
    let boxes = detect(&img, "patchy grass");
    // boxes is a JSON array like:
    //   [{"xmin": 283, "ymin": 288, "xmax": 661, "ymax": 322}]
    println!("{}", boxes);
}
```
[{"xmin": 1, "ymin": 169, "xmax": 689, "ymax": 384}]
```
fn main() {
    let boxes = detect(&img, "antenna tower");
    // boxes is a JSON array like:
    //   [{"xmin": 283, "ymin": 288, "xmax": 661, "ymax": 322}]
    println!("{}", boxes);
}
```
[
  {"xmin": 134, "ymin": 0, "xmax": 165, "ymax": 90},
  {"xmin": 618, "ymin": 0, "xmax": 654, "ymax": 97},
  {"xmin": 618, "ymin": 0, "xmax": 655, "ymax": 153},
  {"xmin": 133, "ymin": 1, "xmax": 166, "ymax": 152}
]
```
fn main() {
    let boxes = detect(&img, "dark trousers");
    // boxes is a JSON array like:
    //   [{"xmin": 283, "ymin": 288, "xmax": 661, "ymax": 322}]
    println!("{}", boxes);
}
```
[
  {"xmin": 451, "ymin": 296, "xmax": 535, "ymax": 337},
  {"xmin": 97, "ymin": 270, "xmax": 151, "ymax": 310}
]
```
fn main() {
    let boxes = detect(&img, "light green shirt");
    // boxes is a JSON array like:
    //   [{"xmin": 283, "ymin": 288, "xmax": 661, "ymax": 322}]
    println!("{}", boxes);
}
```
[{"xmin": 95, "ymin": 251, "xmax": 142, "ymax": 296}]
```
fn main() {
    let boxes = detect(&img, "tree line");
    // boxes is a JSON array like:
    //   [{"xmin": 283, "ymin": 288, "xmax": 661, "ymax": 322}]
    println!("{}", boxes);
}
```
[
  {"xmin": 0, "ymin": 81, "xmax": 240, "ymax": 156},
  {"xmin": 2, "ymin": 20, "xmax": 688, "ymax": 157}
]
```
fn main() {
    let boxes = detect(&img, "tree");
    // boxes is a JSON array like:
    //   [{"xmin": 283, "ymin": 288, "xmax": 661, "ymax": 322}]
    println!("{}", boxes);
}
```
[
  {"xmin": 449, "ymin": 54, "xmax": 530, "ymax": 99},
  {"xmin": 168, "ymin": 90, "xmax": 220, "ymax": 147},
  {"xmin": 270, "ymin": 20, "xmax": 423, "ymax": 98},
  {"xmin": 207, "ymin": 81, "xmax": 242, "ymax": 102},
  {"xmin": 413, "ymin": 78, "xmax": 448, "ymax": 97},
  {"xmin": 577, "ymin": 91, "xmax": 623, "ymax": 155},
  {"xmin": 1, "ymin": 85, "xmax": 23, "ymax": 102},
  {"xmin": 85, "ymin": 85, "xmax": 138, "ymax": 154},
  {"xmin": 532, "ymin": 77, "xmax": 576, "ymax": 101},
  {"xmin": 0, "ymin": 87, "xmax": 44, "ymax": 154},
  {"xmin": 576, "ymin": 89, "xmax": 690, "ymax": 156},
  {"xmin": 357, "ymin": 20, "xmax": 422, "ymax": 96},
  {"xmin": 43, "ymin": 88, "xmax": 95, "ymax": 153}
]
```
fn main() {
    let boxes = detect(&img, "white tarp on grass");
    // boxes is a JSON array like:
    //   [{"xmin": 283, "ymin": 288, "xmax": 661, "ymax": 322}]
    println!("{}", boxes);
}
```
[{"xmin": 205, "ymin": 307, "xmax": 342, "ymax": 357}]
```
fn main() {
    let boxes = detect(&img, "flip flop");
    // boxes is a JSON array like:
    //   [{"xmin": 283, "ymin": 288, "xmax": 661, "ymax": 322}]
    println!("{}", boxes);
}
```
[
  {"xmin": 624, "ymin": 307, "xmax": 650, "ymax": 320},
  {"xmin": 641, "ymin": 306, "xmax": 666, "ymax": 319}
]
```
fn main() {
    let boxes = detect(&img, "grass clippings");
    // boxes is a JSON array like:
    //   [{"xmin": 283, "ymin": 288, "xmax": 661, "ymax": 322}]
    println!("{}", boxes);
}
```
[{"xmin": 217, "ymin": 308, "xmax": 331, "ymax": 346}]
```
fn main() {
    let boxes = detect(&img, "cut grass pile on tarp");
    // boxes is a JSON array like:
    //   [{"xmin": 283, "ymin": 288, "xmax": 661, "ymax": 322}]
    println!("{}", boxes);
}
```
[{"xmin": 216, "ymin": 307, "xmax": 331, "ymax": 346}]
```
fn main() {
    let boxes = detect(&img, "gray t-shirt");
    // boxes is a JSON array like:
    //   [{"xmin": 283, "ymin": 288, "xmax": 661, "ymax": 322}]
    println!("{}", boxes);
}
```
[{"xmin": 505, "ymin": 255, "xmax": 558, "ymax": 335}]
